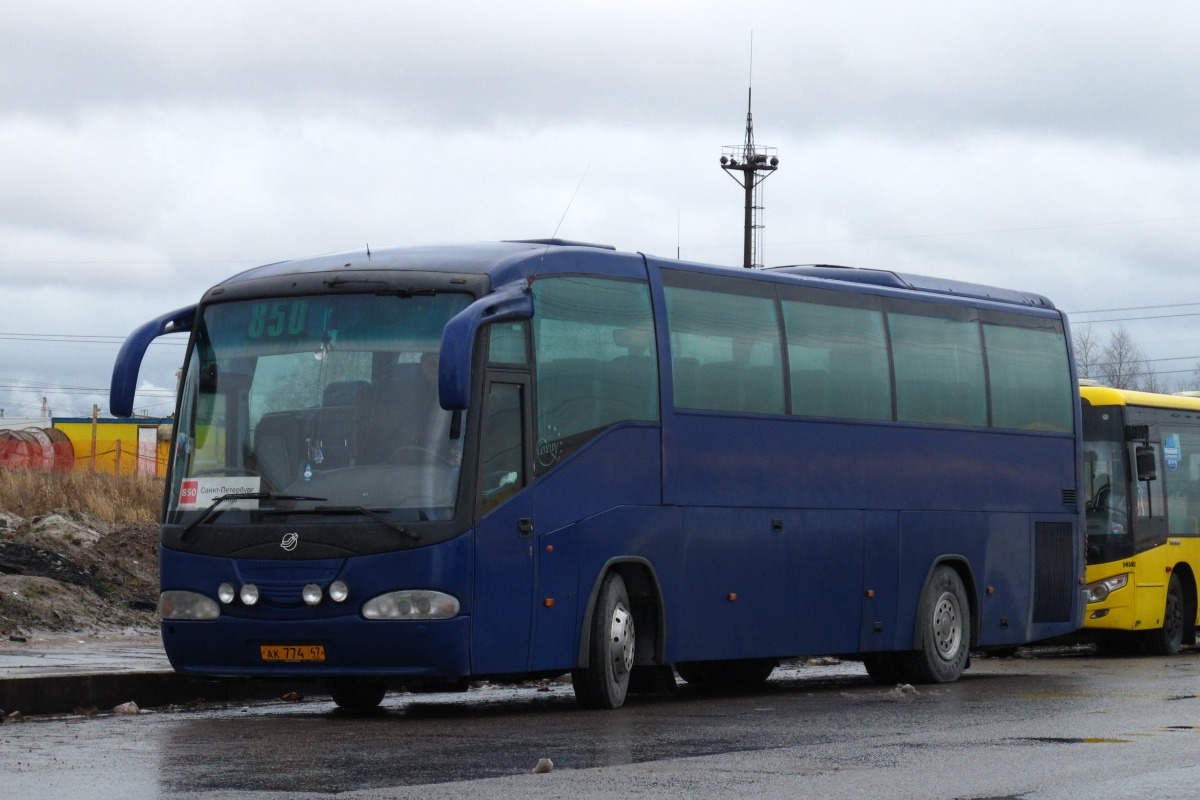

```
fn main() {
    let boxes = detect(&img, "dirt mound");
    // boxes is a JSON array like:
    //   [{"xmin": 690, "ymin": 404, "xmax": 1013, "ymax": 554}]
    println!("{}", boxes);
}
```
[{"xmin": 0, "ymin": 511, "xmax": 158, "ymax": 637}]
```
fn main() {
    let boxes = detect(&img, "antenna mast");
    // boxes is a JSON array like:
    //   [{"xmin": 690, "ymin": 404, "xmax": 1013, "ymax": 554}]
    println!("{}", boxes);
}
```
[{"xmin": 720, "ymin": 86, "xmax": 778, "ymax": 268}]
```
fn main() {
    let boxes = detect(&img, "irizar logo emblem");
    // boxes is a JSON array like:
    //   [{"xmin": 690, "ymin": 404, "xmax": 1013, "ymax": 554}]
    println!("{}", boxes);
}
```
[{"xmin": 281, "ymin": 532, "xmax": 299, "ymax": 551}]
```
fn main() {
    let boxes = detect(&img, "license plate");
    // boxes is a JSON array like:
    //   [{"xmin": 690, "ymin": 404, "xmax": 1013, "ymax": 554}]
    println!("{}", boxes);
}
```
[{"xmin": 260, "ymin": 644, "xmax": 326, "ymax": 662}]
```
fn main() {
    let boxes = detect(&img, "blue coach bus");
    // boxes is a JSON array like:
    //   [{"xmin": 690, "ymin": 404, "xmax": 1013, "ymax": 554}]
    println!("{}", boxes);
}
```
[{"xmin": 111, "ymin": 239, "xmax": 1084, "ymax": 709}]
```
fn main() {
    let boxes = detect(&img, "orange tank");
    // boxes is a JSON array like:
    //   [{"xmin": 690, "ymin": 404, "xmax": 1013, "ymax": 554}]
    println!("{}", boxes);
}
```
[{"xmin": 0, "ymin": 427, "xmax": 75, "ymax": 472}]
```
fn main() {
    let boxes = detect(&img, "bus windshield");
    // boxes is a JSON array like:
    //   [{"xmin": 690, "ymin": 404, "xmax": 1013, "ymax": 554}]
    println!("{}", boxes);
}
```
[
  {"xmin": 1083, "ymin": 417, "xmax": 1133, "ymax": 565},
  {"xmin": 167, "ymin": 291, "xmax": 472, "ymax": 527}
]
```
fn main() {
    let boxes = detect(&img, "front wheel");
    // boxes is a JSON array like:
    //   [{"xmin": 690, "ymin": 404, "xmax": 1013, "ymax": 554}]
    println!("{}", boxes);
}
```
[
  {"xmin": 1143, "ymin": 573, "xmax": 1185, "ymax": 656},
  {"xmin": 896, "ymin": 564, "xmax": 971, "ymax": 684},
  {"xmin": 572, "ymin": 573, "xmax": 636, "ymax": 709}
]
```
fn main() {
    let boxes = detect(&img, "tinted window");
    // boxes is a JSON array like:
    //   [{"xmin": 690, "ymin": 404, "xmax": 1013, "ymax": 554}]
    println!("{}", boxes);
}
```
[
  {"xmin": 664, "ymin": 276, "xmax": 784, "ymax": 414},
  {"xmin": 479, "ymin": 382, "xmax": 524, "ymax": 512},
  {"xmin": 889, "ymin": 311, "xmax": 986, "ymax": 426},
  {"xmin": 984, "ymin": 323, "xmax": 1073, "ymax": 432},
  {"xmin": 532, "ymin": 276, "xmax": 658, "ymax": 444},
  {"xmin": 488, "ymin": 321, "xmax": 529, "ymax": 365},
  {"xmin": 783, "ymin": 299, "xmax": 891, "ymax": 420}
]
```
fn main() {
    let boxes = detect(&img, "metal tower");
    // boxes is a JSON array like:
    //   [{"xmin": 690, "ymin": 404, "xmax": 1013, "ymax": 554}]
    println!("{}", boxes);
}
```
[{"xmin": 720, "ymin": 87, "xmax": 778, "ymax": 268}]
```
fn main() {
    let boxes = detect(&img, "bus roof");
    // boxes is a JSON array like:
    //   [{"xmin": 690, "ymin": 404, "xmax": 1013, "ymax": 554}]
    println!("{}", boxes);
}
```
[
  {"xmin": 209, "ymin": 241, "xmax": 1060, "ymax": 314},
  {"xmin": 213, "ymin": 240, "xmax": 601, "ymax": 286},
  {"xmin": 769, "ymin": 265, "xmax": 1057, "ymax": 309},
  {"xmin": 1080, "ymin": 382, "xmax": 1200, "ymax": 411}
]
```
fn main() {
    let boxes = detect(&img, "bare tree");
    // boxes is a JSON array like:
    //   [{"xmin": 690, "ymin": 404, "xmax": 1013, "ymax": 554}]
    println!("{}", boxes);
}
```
[
  {"xmin": 1141, "ymin": 370, "xmax": 1167, "ymax": 394},
  {"xmin": 1187, "ymin": 362, "xmax": 1200, "ymax": 392},
  {"xmin": 1099, "ymin": 326, "xmax": 1150, "ymax": 390},
  {"xmin": 1072, "ymin": 327, "xmax": 1101, "ymax": 381}
]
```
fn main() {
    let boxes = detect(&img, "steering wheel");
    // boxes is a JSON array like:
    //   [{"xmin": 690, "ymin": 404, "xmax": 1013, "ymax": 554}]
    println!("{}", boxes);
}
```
[{"xmin": 390, "ymin": 445, "xmax": 459, "ymax": 469}]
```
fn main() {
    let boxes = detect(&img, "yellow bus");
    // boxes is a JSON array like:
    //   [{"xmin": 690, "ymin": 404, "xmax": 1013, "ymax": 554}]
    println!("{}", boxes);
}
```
[{"xmin": 1081, "ymin": 382, "xmax": 1200, "ymax": 653}]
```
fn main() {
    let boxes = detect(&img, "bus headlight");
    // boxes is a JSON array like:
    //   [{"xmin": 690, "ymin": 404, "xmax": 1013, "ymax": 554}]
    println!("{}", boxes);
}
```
[
  {"xmin": 362, "ymin": 590, "xmax": 460, "ymax": 620},
  {"xmin": 159, "ymin": 590, "xmax": 220, "ymax": 620},
  {"xmin": 329, "ymin": 580, "xmax": 350, "ymax": 603},
  {"xmin": 239, "ymin": 583, "xmax": 260, "ymax": 606},
  {"xmin": 1084, "ymin": 573, "xmax": 1129, "ymax": 603}
]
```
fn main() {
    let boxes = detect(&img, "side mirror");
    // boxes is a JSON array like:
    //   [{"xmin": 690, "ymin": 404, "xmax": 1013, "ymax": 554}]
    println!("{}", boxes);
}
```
[
  {"xmin": 1135, "ymin": 445, "xmax": 1157, "ymax": 482},
  {"xmin": 438, "ymin": 281, "xmax": 533, "ymax": 410},
  {"xmin": 110, "ymin": 305, "xmax": 197, "ymax": 417}
]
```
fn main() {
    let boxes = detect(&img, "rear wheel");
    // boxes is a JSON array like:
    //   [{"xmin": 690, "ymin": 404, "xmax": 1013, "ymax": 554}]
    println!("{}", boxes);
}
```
[
  {"xmin": 896, "ymin": 565, "xmax": 971, "ymax": 684},
  {"xmin": 572, "ymin": 573, "xmax": 636, "ymax": 709},
  {"xmin": 1143, "ymin": 573, "xmax": 1184, "ymax": 656},
  {"xmin": 329, "ymin": 679, "xmax": 387, "ymax": 710}
]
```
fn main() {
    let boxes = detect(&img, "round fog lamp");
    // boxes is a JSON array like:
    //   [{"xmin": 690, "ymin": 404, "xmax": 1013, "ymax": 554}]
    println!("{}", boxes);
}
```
[
  {"xmin": 329, "ymin": 580, "xmax": 349, "ymax": 603},
  {"xmin": 218, "ymin": 582, "xmax": 236, "ymax": 604},
  {"xmin": 302, "ymin": 583, "xmax": 323, "ymax": 606},
  {"xmin": 240, "ymin": 583, "xmax": 260, "ymax": 606}
]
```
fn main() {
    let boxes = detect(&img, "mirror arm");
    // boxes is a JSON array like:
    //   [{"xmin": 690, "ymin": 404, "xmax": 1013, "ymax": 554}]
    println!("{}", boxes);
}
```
[
  {"xmin": 109, "ymin": 305, "xmax": 197, "ymax": 418},
  {"xmin": 439, "ymin": 281, "xmax": 533, "ymax": 410}
]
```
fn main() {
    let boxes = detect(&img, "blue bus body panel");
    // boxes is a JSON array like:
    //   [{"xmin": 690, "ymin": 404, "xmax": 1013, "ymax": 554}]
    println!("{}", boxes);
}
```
[
  {"xmin": 162, "ymin": 617, "xmax": 472, "ymax": 679},
  {"xmin": 660, "ymin": 411, "xmax": 1078, "ymax": 653},
  {"xmin": 159, "ymin": 535, "xmax": 475, "ymax": 678},
  {"xmin": 664, "ymin": 413, "xmax": 1075, "ymax": 514},
  {"xmin": 671, "ymin": 506, "xmax": 866, "ymax": 659},
  {"xmin": 476, "ymin": 423, "xmax": 664, "ymax": 675}
]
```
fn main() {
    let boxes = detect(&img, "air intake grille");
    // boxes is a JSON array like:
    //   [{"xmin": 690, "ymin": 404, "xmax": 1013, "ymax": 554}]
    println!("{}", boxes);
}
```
[{"xmin": 1033, "ymin": 521, "xmax": 1074, "ymax": 623}]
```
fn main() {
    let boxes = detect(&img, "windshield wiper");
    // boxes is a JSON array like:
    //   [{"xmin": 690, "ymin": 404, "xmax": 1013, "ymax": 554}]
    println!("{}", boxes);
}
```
[
  {"xmin": 302, "ymin": 506, "xmax": 420, "ymax": 544},
  {"xmin": 181, "ymin": 492, "xmax": 327, "ymax": 538}
]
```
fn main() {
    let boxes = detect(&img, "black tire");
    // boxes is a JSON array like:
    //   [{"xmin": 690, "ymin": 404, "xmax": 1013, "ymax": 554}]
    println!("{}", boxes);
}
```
[
  {"xmin": 329, "ymin": 679, "xmax": 388, "ymax": 710},
  {"xmin": 862, "ymin": 653, "xmax": 904, "ymax": 685},
  {"xmin": 1143, "ymin": 573, "xmax": 1185, "ymax": 656},
  {"xmin": 675, "ymin": 658, "xmax": 777, "ymax": 687},
  {"xmin": 572, "ymin": 573, "xmax": 636, "ymax": 709},
  {"xmin": 895, "ymin": 565, "xmax": 971, "ymax": 684}
]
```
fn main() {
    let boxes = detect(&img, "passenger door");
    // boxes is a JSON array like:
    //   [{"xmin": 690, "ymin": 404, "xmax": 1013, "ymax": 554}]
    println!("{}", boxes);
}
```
[{"xmin": 470, "ymin": 375, "xmax": 536, "ymax": 675}]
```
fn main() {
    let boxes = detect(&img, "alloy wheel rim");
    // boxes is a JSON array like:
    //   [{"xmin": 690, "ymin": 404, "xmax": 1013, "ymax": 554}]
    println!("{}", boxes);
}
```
[
  {"xmin": 608, "ymin": 603, "xmax": 635, "ymax": 676},
  {"xmin": 933, "ymin": 591, "xmax": 962, "ymax": 660}
]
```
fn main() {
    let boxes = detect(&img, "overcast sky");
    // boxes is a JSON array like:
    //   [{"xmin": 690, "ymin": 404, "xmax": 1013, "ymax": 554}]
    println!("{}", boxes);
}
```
[{"xmin": 3, "ymin": 1, "xmax": 1199, "ymax": 420}]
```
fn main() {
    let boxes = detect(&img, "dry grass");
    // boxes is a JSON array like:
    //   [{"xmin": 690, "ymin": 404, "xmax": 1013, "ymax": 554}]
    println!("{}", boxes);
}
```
[{"xmin": 0, "ymin": 469, "xmax": 163, "ymax": 524}]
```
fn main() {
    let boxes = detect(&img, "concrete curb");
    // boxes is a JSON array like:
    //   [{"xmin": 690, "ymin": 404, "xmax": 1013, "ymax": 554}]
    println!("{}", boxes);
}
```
[{"xmin": 0, "ymin": 671, "xmax": 302, "ymax": 717}]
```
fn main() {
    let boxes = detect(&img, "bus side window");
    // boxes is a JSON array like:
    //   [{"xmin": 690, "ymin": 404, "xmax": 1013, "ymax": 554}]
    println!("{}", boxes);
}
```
[
  {"xmin": 479, "ymin": 381, "xmax": 525, "ymax": 512},
  {"xmin": 532, "ymin": 275, "xmax": 658, "ymax": 462},
  {"xmin": 1168, "ymin": 433, "xmax": 1200, "ymax": 535},
  {"xmin": 890, "ymin": 311, "xmax": 986, "ymax": 427},
  {"xmin": 663, "ymin": 279, "xmax": 784, "ymax": 415}
]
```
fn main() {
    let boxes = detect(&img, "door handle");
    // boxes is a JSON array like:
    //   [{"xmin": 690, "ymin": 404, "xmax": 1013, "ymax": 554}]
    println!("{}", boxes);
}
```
[{"xmin": 518, "ymin": 517, "xmax": 534, "ymax": 537}]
